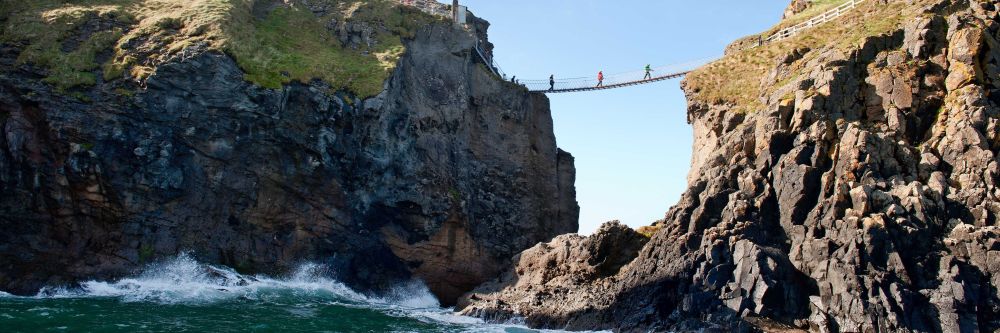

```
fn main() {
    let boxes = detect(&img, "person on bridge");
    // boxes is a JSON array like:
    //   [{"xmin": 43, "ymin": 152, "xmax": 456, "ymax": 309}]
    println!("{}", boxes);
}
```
[
  {"xmin": 644, "ymin": 64, "xmax": 653, "ymax": 80},
  {"xmin": 596, "ymin": 71, "xmax": 604, "ymax": 87},
  {"xmin": 549, "ymin": 75, "xmax": 555, "ymax": 91}
]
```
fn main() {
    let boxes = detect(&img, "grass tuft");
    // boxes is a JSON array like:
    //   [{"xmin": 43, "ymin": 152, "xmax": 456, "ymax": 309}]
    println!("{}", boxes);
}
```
[{"xmin": 636, "ymin": 224, "xmax": 663, "ymax": 238}]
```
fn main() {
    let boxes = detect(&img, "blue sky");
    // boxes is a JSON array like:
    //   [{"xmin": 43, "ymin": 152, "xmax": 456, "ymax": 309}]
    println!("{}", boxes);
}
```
[{"xmin": 448, "ymin": 1, "xmax": 791, "ymax": 233}]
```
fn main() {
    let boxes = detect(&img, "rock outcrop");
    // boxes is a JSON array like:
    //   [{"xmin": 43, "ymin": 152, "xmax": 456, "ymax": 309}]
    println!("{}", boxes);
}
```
[
  {"xmin": 784, "ymin": 0, "xmax": 816, "ymax": 19},
  {"xmin": 460, "ymin": 0, "xmax": 1000, "ymax": 331},
  {"xmin": 0, "ymin": 1, "xmax": 577, "ymax": 305},
  {"xmin": 460, "ymin": 221, "xmax": 649, "ymax": 328}
]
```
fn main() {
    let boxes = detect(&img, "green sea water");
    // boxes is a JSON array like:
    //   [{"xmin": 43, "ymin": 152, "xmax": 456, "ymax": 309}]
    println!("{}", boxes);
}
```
[
  {"xmin": 0, "ymin": 255, "xmax": 568, "ymax": 333},
  {"xmin": 0, "ymin": 297, "xmax": 467, "ymax": 332}
]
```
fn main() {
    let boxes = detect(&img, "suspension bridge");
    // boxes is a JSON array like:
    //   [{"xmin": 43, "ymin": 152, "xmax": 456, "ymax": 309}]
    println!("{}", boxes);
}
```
[
  {"xmin": 460, "ymin": 0, "xmax": 867, "ymax": 94},
  {"xmin": 471, "ymin": 40, "xmax": 714, "ymax": 93}
]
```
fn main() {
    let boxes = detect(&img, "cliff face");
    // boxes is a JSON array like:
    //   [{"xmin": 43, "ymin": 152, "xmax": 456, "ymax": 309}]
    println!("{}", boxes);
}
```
[
  {"xmin": 0, "ymin": 1, "xmax": 578, "ymax": 305},
  {"xmin": 460, "ymin": 0, "xmax": 1000, "ymax": 331}
]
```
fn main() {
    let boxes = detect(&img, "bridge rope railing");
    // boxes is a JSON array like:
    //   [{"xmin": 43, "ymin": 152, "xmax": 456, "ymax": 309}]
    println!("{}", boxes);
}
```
[
  {"xmin": 519, "ymin": 58, "xmax": 716, "ymax": 93},
  {"xmin": 475, "ymin": 40, "xmax": 508, "ymax": 80}
]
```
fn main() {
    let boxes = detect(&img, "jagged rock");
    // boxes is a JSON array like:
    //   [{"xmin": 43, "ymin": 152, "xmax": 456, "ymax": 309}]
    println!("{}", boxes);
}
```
[
  {"xmin": 945, "ymin": 28, "xmax": 984, "ymax": 91},
  {"xmin": 458, "ymin": 221, "xmax": 647, "ymax": 329},
  {"xmin": 461, "ymin": 0, "xmax": 1000, "ymax": 331}
]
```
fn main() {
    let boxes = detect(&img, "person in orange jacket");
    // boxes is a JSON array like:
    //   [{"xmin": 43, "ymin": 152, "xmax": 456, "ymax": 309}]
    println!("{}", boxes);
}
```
[{"xmin": 596, "ymin": 71, "xmax": 604, "ymax": 87}]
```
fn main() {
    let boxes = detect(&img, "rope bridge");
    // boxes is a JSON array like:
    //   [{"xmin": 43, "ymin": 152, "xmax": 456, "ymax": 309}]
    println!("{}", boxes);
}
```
[
  {"xmin": 475, "ymin": 41, "xmax": 712, "ymax": 94},
  {"xmin": 469, "ymin": 0, "xmax": 867, "ymax": 94},
  {"xmin": 519, "ymin": 59, "xmax": 714, "ymax": 93}
]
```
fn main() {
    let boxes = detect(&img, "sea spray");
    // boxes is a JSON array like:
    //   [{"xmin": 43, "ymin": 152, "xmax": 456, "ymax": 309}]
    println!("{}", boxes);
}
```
[
  {"xmin": 32, "ymin": 253, "xmax": 411, "ymax": 306},
  {"xmin": 0, "ymin": 255, "xmax": 603, "ymax": 333}
]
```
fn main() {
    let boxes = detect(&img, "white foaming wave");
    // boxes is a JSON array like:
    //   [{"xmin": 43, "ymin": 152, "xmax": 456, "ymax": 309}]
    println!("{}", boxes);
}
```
[
  {"xmin": 27, "ymin": 254, "xmax": 444, "ymax": 312},
  {"xmin": 410, "ymin": 309, "xmax": 485, "ymax": 325},
  {"xmin": 35, "ymin": 253, "xmax": 366, "ymax": 304},
  {"xmin": 367, "ymin": 284, "xmax": 609, "ymax": 333},
  {"xmin": 372, "ymin": 280, "xmax": 441, "ymax": 309},
  {"xmin": 13, "ymin": 254, "xmax": 605, "ymax": 332}
]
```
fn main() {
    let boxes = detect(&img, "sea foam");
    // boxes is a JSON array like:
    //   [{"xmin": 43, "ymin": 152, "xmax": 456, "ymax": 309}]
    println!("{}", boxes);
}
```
[
  {"xmin": 33, "ymin": 253, "xmax": 420, "ymax": 307},
  {"xmin": 9, "ymin": 254, "xmax": 606, "ymax": 333}
]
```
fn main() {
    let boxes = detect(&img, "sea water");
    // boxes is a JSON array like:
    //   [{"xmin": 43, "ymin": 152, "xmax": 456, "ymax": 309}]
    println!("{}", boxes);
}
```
[{"xmin": 0, "ymin": 254, "xmax": 589, "ymax": 333}]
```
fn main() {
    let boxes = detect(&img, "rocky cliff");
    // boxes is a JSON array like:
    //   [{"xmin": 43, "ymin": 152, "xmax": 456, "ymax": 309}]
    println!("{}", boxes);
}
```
[
  {"xmin": 0, "ymin": 0, "xmax": 578, "ymax": 305},
  {"xmin": 460, "ymin": 0, "xmax": 1000, "ymax": 331}
]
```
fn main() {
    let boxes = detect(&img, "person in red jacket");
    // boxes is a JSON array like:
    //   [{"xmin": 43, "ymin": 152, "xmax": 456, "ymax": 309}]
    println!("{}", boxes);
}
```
[{"xmin": 596, "ymin": 71, "xmax": 604, "ymax": 87}]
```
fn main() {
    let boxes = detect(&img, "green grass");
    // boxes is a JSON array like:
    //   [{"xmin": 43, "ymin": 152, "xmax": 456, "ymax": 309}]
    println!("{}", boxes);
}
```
[
  {"xmin": 1, "ymin": 1, "xmax": 132, "ymax": 91},
  {"xmin": 1, "ymin": 0, "xmax": 440, "ymax": 96},
  {"xmin": 226, "ymin": 3, "xmax": 421, "ymax": 96},
  {"xmin": 685, "ymin": 0, "xmax": 926, "ymax": 113}
]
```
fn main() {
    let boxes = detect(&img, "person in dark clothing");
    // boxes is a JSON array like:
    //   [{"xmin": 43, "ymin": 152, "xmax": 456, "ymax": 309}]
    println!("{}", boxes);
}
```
[
  {"xmin": 511, "ymin": 75, "xmax": 517, "ymax": 83},
  {"xmin": 549, "ymin": 75, "xmax": 555, "ymax": 91},
  {"xmin": 644, "ymin": 64, "xmax": 653, "ymax": 80}
]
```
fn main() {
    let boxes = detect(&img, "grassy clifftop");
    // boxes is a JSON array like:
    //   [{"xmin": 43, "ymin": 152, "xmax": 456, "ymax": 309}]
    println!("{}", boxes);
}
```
[
  {"xmin": 0, "ymin": 0, "xmax": 442, "ymax": 96},
  {"xmin": 684, "ymin": 0, "xmax": 933, "ymax": 113}
]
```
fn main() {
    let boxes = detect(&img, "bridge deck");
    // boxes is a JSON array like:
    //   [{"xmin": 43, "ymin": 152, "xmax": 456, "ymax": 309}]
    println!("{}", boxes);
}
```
[{"xmin": 529, "ymin": 72, "xmax": 689, "ymax": 93}]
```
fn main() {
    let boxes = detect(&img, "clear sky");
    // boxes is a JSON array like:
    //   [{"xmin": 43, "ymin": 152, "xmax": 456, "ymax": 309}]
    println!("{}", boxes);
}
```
[{"xmin": 448, "ymin": 1, "xmax": 791, "ymax": 234}]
